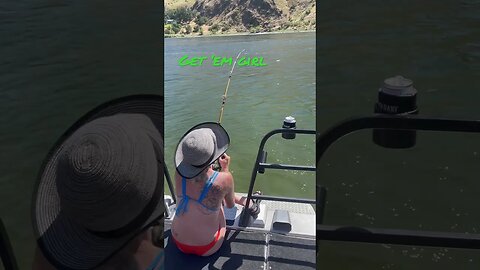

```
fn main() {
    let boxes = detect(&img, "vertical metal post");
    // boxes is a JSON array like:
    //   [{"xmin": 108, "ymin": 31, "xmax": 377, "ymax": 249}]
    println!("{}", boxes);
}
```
[
  {"xmin": 164, "ymin": 164, "xmax": 176, "ymax": 203},
  {"xmin": 316, "ymin": 185, "xmax": 327, "ymax": 224},
  {"xmin": 240, "ymin": 132, "xmax": 271, "ymax": 227}
]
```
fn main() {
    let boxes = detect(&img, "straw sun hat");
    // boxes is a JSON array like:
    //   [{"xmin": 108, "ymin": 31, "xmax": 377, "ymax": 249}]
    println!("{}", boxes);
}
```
[
  {"xmin": 174, "ymin": 122, "xmax": 230, "ymax": 179},
  {"xmin": 32, "ymin": 95, "xmax": 164, "ymax": 270}
]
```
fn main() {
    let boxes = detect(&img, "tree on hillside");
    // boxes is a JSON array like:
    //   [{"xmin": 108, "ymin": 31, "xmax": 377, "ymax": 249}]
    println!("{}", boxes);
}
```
[
  {"xmin": 165, "ymin": 6, "xmax": 194, "ymax": 24},
  {"xmin": 196, "ymin": 15, "xmax": 208, "ymax": 25}
]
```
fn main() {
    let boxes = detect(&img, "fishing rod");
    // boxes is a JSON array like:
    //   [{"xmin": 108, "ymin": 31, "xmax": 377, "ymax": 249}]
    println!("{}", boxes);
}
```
[
  {"xmin": 214, "ymin": 49, "xmax": 245, "ymax": 171},
  {"xmin": 217, "ymin": 49, "xmax": 245, "ymax": 124}
]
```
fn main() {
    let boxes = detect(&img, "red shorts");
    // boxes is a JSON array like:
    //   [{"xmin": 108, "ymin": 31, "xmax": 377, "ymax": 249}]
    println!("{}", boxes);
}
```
[{"xmin": 172, "ymin": 226, "xmax": 222, "ymax": 256}]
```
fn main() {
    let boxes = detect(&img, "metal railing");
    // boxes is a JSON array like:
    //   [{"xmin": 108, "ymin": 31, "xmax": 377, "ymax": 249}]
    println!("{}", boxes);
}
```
[
  {"xmin": 316, "ymin": 114, "xmax": 480, "ymax": 249},
  {"xmin": 240, "ymin": 128, "xmax": 316, "ymax": 226}
]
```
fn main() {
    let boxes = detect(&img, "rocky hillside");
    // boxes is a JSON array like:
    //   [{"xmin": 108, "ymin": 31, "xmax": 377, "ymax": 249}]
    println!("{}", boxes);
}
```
[{"xmin": 164, "ymin": 0, "xmax": 315, "ymax": 35}]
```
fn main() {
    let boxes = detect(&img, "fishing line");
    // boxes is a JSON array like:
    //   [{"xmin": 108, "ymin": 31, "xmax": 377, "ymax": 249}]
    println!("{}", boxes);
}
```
[{"xmin": 217, "ymin": 49, "xmax": 246, "ymax": 124}]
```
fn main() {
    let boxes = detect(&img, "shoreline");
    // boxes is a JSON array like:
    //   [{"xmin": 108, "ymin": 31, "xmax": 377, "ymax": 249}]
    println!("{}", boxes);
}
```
[{"xmin": 164, "ymin": 29, "xmax": 315, "ymax": 39}]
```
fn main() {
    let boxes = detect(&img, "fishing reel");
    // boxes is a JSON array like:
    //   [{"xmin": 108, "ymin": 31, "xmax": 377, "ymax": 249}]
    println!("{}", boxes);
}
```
[
  {"xmin": 212, "ymin": 154, "xmax": 229, "ymax": 171},
  {"xmin": 212, "ymin": 160, "xmax": 222, "ymax": 171}
]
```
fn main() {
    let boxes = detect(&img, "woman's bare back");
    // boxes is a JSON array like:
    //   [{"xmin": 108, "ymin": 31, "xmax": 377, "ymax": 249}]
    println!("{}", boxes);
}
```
[{"xmin": 171, "ymin": 168, "xmax": 232, "ymax": 246}]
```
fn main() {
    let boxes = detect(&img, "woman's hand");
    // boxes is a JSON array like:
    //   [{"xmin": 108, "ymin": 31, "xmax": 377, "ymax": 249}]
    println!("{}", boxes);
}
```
[{"xmin": 218, "ymin": 153, "xmax": 230, "ymax": 172}]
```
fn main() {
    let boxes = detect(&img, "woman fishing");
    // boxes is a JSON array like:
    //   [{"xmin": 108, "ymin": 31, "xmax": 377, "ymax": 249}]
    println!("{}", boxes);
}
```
[
  {"xmin": 170, "ymin": 50, "xmax": 260, "ymax": 256},
  {"xmin": 171, "ymin": 122, "xmax": 259, "ymax": 256}
]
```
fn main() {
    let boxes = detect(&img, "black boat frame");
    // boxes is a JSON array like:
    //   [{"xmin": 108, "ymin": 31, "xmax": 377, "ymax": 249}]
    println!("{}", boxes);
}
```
[{"xmin": 316, "ymin": 115, "xmax": 480, "ymax": 249}]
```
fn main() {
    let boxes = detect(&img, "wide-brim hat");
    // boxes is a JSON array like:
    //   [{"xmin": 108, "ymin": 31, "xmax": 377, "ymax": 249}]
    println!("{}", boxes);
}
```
[
  {"xmin": 174, "ymin": 122, "xmax": 230, "ymax": 179},
  {"xmin": 32, "ymin": 95, "xmax": 164, "ymax": 270}
]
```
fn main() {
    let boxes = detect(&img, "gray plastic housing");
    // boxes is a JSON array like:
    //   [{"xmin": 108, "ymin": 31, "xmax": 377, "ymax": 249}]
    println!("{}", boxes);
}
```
[{"xmin": 272, "ymin": 209, "xmax": 292, "ymax": 232}]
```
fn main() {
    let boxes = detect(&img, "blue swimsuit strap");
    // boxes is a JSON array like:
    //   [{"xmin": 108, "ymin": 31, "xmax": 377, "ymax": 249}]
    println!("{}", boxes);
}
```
[
  {"xmin": 198, "ymin": 171, "xmax": 219, "ymax": 202},
  {"xmin": 174, "ymin": 178, "xmax": 189, "ymax": 215},
  {"xmin": 175, "ymin": 171, "xmax": 220, "ymax": 215}
]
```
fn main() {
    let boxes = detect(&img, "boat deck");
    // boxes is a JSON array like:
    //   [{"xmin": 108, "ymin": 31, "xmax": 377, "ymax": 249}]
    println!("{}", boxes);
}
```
[
  {"xmin": 164, "ymin": 225, "xmax": 316, "ymax": 270},
  {"xmin": 164, "ymin": 193, "xmax": 316, "ymax": 269}
]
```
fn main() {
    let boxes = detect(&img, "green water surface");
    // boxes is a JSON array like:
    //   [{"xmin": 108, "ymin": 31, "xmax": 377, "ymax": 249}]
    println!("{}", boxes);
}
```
[
  {"xmin": 317, "ymin": 1, "xmax": 480, "ymax": 269},
  {"xmin": 164, "ymin": 32, "xmax": 316, "ymax": 199}
]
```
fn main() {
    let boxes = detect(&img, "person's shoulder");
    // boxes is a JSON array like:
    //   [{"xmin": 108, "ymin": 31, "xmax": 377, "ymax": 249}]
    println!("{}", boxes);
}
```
[
  {"xmin": 218, "ymin": 170, "xmax": 232, "ymax": 179},
  {"xmin": 215, "ymin": 171, "xmax": 233, "ymax": 186}
]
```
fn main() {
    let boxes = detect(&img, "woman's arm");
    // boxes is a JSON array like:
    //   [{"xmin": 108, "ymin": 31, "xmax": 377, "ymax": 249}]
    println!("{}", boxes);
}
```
[
  {"xmin": 234, "ymin": 195, "xmax": 247, "ymax": 206},
  {"xmin": 223, "ymin": 173, "xmax": 235, "ymax": 208},
  {"xmin": 219, "ymin": 154, "xmax": 236, "ymax": 208}
]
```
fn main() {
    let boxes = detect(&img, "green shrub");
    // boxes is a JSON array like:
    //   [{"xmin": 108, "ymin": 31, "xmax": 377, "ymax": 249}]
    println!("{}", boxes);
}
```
[
  {"xmin": 249, "ymin": 26, "xmax": 262, "ymax": 33},
  {"xmin": 221, "ymin": 23, "xmax": 230, "ymax": 32},
  {"xmin": 210, "ymin": 24, "xmax": 219, "ymax": 33},
  {"xmin": 230, "ymin": 10, "xmax": 240, "ymax": 20},
  {"xmin": 196, "ymin": 16, "xmax": 208, "ymax": 25},
  {"xmin": 283, "ymin": 21, "xmax": 291, "ymax": 29},
  {"xmin": 171, "ymin": 23, "xmax": 181, "ymax": 34},
  {"xmin": 185, "ymin": 25, "xmax": 192, "ymax": 34}
]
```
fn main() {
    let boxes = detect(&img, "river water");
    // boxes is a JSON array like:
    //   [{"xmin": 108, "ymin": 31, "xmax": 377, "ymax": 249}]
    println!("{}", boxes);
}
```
[
  {"xmin": 164, "ymin": 32, "xmax": 316, "ymax": 199},
  {"xmin": 317, "ymin": 1, "xmax": 480, "ymax": 269}
]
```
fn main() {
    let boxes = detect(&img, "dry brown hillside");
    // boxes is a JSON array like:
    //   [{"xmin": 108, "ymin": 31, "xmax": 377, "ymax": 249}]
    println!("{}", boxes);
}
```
[{"xmin": 165, "ymin": 0, "xmax": 315, "ymax": 35}]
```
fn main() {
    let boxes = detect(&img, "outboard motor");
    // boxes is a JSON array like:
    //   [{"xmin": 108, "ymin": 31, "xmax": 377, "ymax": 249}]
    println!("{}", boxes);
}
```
[{"xmin": 373, "ymin": 75, "xmax": 418, "ymax": 148}]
